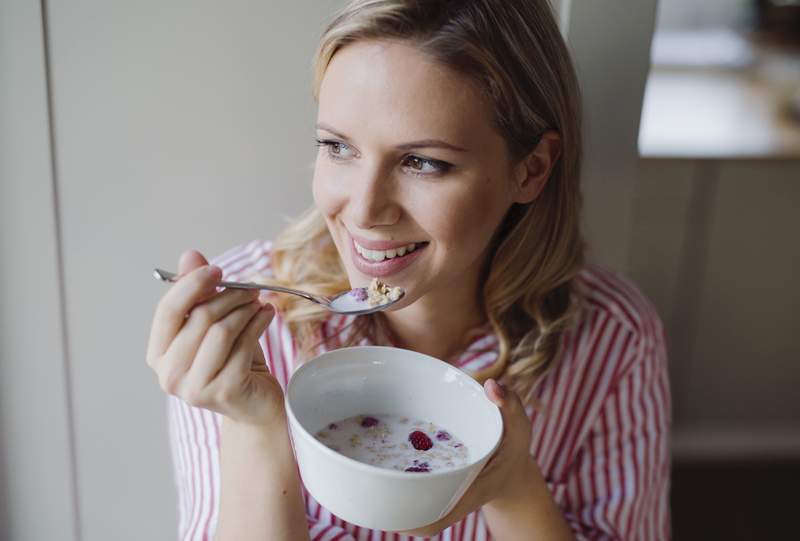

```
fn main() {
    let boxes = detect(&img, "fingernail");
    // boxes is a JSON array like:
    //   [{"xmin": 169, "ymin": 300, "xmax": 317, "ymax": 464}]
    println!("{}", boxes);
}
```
[
  {"xmin": 493, "ymin": 379, "xmax": 506, "ymax": 399},
  {"xmin": 205, "ymin": 265, "xmax": 221, "ymax": 278},
  {"xmin": 178, "ymin": 250, "xmax": 194, "ymax": 268}
]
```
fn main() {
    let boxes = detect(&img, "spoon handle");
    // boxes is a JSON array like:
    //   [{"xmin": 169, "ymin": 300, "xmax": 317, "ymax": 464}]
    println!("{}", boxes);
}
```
[{"xmin": 153, "ymin": 268, "xmax": 329, "ymax": 305}]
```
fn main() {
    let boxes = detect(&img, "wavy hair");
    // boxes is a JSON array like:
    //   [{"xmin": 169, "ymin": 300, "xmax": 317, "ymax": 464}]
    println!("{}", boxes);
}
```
[{"xmin": 263, "ymin": 0, "xmax": 584, "ymax": 402}]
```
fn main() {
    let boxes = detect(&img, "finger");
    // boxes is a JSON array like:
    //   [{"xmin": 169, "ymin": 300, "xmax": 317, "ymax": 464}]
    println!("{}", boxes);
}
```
[
  {"xmin": 147, "ymin": 263, "xmax": 222, "ymax": 360},
  {"xmin": 163, "ymin": 287, "xmax": 261, "ymax": 372},
  {"xmin": 487, "ymin": 379, "xmax": 529, "ymax": 420},
  {"xmin": 216, "ymin": 303, "xmax": 274, "ymax": 381},
  {"xmin": 156, "ymin": 292, "xmax": 259, "ymax": 397},
  {"xmin": 182, "ymin": 301, "xmax": 263, "ymax": 390},
  {"xmin": 178, "ymin": 249, "xmax": 209, "ymax": 276},
  {"xmin": 246, "ymin": 313, "xmax": 272, "ymax": 376},
  {"xmin": 485, "ymin": 380, "xmax": 532, "ymax": 459},
  {"xmin": 484, "ymin": 378, "xmax": 505, "ymax": 405}
]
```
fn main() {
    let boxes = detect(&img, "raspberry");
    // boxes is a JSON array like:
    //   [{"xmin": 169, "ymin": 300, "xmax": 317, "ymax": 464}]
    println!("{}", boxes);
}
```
[
  {"xmin": 360, "ymin": 416, "xmax": 380, "ymax": 428},
  {"xmin": 350, "ymin": 287, "xmax": 368, "ymax": 301},
  {"xmin": 435, "ymin": 430, "xmax": 451, "ymax": 441},
  {"xmin": 408, "ymin": 430, "xmax": 433, "ymax": 451},
  {"xmin": 405, "ymin": 466, "xmax": 431, "ymax": 473}
]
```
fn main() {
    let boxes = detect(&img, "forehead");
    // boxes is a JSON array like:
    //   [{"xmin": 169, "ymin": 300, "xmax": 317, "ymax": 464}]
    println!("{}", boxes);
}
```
[{"xmin": 317, "ymin": 40, "xmax": 495, "ymax": 145}]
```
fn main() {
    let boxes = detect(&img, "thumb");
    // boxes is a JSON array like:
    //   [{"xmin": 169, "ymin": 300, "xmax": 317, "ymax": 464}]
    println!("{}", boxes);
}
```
[
  {"xmin": 484, "ymin": 378, "xmax": 507, "ymax": 407},
  {"xmin": 177, "ymin": 249, "xmax": 210, "ymax": 276},
  {"xmin": 484, "ymin": 379, "xmax": 525, "ymax": 413},
  {"xmin": 484, "ymin": 379, "xmax": 529, "ymax": 438}
]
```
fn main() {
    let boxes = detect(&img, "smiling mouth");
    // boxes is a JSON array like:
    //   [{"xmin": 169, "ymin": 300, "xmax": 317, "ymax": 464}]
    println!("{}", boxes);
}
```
[
  {"xmin": 353, "ymin": 240, "xmax": 428, "ymax": 262},
  {"xmin": 353, "ymin": 240, "xmax": 428, "ymax": 263}
]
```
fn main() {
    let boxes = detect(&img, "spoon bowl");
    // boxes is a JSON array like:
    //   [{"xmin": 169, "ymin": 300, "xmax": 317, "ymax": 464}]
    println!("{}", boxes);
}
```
[{"xmin": 153, "ymin": 268, "xmax": 404, "ymax": 315}]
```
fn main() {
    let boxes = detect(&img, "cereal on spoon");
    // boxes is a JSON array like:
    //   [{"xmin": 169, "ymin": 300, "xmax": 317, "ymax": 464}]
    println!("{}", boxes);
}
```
[
  {"xmin": 367, "ymin": 278, "xmax": 402, "ymax": 306},
  {"xmin": 349, "ymin": 278, "xmax": 403, "ymax": 306}
]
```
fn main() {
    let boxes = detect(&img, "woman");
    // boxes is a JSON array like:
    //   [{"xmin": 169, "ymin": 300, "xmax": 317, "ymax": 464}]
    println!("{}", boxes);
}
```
[{"xmin": 146, "ymin": 1, "xmax": 671, "ymax": 539}]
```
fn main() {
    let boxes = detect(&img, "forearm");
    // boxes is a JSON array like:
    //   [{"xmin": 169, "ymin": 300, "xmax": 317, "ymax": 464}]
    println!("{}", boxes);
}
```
[
  {"xmin": 215, "ymin": 414, "xmax": 310, "ymax": 541},
  {"xmin": 483, "ymin": 457, "xmax": 574, "ymax": 541}
]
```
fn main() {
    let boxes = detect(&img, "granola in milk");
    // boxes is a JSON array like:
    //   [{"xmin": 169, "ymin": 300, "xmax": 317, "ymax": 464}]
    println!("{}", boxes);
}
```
[
  {"xmin": 367, "ymin": 278, "xmax": 402, "ymax": 306},
  {"xmin": 314, "ymin": 413, "xmax": 468, "ymax": 473}
]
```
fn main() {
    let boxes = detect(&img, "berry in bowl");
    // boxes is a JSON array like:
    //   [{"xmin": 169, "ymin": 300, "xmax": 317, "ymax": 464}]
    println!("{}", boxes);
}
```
[
  {"xmin": 314, "ymin": 413, "xmax": 470, "ymax": 473},
  {"xmin": 284, "ymin": 346, "xmax": 503, "ymax": 532}
]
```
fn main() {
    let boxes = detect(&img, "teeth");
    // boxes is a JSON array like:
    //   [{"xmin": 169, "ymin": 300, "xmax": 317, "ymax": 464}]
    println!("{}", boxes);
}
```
[{"xmin": 355, "ymin": 241, "xmax": 419, "ymax": 262}]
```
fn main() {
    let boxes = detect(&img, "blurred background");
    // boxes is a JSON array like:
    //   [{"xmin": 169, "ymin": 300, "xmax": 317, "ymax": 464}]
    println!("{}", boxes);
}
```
[
  {"xmin": 1, "ymin": 0, "xmax": 798, "ymax": 539},
  {"xmin": 635, "ymin": 0, "xmax": 800, "ymax": 538}
]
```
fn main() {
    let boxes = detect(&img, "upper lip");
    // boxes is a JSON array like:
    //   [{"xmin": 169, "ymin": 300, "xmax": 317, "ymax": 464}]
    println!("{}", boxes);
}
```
[{"xmin": 349, "ymin": 232, "xmax": 424, "ymax": 251}]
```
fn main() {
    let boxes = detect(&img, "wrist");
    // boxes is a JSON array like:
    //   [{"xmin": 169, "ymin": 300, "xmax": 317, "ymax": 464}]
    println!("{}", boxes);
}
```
[
  {"xmin": 483, "ymin": 456, "xmax": 574, "ymax": 541},
  {"xmin": 486, "ymin": 456, "xmax": 543, "ymax": 510},
  {"xmin": 220, "ymin": 411, "xmax": 300, "ymax": 485},
  {"xmin": 217, "ymin": 407, "xmax": 309, "ymax": 541},
  {"xmin": 222, "ymin": 410, "xmax": 290, "ymax": 448}
]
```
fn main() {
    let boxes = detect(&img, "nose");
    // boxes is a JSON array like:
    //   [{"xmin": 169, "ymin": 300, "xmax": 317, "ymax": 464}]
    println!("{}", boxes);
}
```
[{"xmin": 347, "ymin": 165, "xmax": 401, "ymax": 230}]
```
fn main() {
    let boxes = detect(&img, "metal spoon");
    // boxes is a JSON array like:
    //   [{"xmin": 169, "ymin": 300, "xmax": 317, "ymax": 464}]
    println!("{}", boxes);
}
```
[{"xmin": 153, "ymin": 268, "xmax": 404, "ymax": 315}]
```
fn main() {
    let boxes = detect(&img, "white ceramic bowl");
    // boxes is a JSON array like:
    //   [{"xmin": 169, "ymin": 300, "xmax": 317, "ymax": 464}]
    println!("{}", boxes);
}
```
[{"xmin": 284, "ymin": 346, "xmax": 503, "ymax": 532}]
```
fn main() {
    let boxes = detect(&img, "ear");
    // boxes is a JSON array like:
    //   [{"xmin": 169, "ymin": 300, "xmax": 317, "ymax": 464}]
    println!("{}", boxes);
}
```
[{"xmin": 512, "ymin": 130, "xmax": 561, "ymax": 204}]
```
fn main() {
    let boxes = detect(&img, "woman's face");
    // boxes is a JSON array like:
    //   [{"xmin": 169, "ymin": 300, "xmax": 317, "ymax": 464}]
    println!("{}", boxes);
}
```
[{"xmin": 312, "ymin": 40, "xmax": 520, "ymax": 309}]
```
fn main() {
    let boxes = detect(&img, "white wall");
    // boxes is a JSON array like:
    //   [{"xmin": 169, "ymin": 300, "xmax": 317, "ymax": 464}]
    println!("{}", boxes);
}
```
[
  {"xmin": 2, "ymin": 1, "xmax": 341, "ymax": 539},
  {"xmin": 45, "ymin": 2, "xmax": 346, "ymax": 539},
  {"xmin": 562, "ymin": 0, "xmax": 659, "ymax": 269},
  {"xmin": 0, "ymin": 1, "xmax": 78, "ymax": 540}
]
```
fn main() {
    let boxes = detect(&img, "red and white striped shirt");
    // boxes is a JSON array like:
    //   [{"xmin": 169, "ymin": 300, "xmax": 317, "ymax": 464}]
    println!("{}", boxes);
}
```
[{"xmin": 168, "ymin": 239, "xmax": 671, "ymax": 540}]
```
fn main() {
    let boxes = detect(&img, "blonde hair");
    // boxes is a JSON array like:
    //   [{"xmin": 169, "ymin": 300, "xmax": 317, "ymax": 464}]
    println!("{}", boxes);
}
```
[{"xmin": 266, "ymin": 0, "xmax": 584, "ymax": 402}]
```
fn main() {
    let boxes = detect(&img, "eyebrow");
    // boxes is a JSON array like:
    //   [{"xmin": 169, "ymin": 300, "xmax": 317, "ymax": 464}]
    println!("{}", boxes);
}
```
[{"xmin": 315, "ymin": 122, "xmax": 468, "ymax": 152}]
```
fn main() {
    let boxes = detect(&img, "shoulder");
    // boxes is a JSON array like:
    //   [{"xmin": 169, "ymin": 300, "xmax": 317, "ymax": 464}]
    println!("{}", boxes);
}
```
[
  {"xmin": 528, "ymin": 265, "xmax": 669, "ymax": 482},
  {"xmin": 568, "ymin": 264, "xmax": 666, "ymax": 380},
  {"xmin": 576, "ymin": 264, "xmax": 660, "ymax": 336},
  {"xmin": 208, "ymin": 239, "xmax": 273, "ymax": 281}
]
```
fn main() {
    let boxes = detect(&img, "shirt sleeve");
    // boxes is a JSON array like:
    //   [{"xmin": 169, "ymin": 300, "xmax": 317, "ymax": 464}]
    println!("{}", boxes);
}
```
[
  {"xmin": 559, "ymin": 328, "xmax": 672, "ymax": 540},
  {"xmin": 306, "ymin": 521, "xmax": 357, "ymax": 541}
]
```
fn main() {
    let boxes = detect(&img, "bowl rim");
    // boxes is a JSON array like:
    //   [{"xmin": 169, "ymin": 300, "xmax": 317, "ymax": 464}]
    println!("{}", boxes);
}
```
[{"xmin": 284, "ymin": 345, "xmax": 503, "ymax": 480}]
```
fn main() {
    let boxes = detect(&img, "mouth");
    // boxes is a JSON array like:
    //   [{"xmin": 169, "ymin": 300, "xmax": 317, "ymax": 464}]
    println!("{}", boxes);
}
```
[
  {"xmin": 353, "ymin": 240, "xmax": 426, "ymax": 262},
  {"xmin": 348, "ymin": 234, "xmax": 429, "ymax": 278}
]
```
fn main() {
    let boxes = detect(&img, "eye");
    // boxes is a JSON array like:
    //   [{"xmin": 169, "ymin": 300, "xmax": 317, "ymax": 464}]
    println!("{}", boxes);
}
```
[
  {"xmin": 402, "ymin": 155, "xmax": 452, "ymax": 176},
  {"xmin": 316, "ymin": 139, "xmax": 356, "ymax": 160}
]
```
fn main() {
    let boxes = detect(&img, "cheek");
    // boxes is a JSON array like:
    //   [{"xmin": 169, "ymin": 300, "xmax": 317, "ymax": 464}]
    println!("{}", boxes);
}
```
[
  {"xmin": 425, "ymin": 184, "xmax": 507, "ymax": 252},
  {"xmin": 311, "ymin": 162, "xmax": 345, "ymax": 217},
  {"xmin": 312, "ymin": 165, "xmax": 350, "ymax": 259}
]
